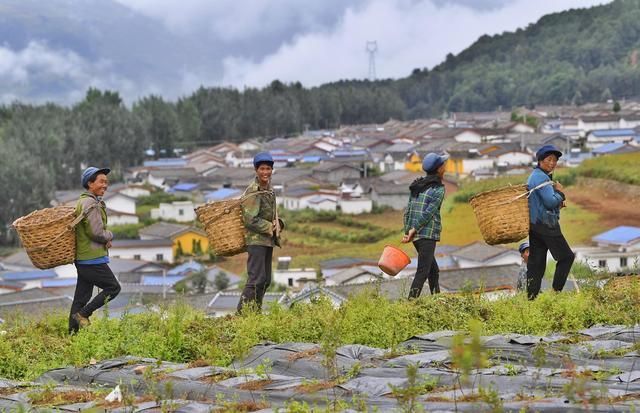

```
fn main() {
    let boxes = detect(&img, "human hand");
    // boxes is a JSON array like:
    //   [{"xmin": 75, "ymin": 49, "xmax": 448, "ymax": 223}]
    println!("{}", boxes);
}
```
[
  {"xmin": 554, "ymin": 181, "xmax": 564, "ymax": 192},
  {"xmin": 401, "ymin": 228, "xmax": 416, "ymax": 244}
]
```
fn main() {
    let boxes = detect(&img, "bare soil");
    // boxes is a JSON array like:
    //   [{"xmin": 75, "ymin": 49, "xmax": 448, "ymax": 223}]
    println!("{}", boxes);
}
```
[{"xmin": 565, "ymin": 184, "xmax": 640, "ymax": 229}]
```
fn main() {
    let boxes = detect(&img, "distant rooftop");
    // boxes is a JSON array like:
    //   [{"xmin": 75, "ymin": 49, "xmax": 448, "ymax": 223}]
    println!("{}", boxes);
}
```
[{"xmin": 593, "ymin": 226, "xmax": 640, "ymax": 246}]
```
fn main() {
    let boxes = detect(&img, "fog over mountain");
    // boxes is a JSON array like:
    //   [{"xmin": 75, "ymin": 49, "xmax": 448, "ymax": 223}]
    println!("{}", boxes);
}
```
[{"xmin": 0, "ymin": 0, "xmax": 608, "ymax": 104}]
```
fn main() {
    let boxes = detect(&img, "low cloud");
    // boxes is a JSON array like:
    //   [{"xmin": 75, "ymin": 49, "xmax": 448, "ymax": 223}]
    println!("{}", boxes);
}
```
[
  {"xmin": 0, "ymin": 41, "xmax": 162, "ymax": 104},
  {"xmin": 218, "ymin": 0, "xmax": 609, "ymax": 88}
]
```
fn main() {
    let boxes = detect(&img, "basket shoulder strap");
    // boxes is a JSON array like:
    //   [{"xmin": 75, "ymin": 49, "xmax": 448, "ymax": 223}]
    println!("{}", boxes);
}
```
[{"xmin": 69, "ymin": 202, "xmax": 99, "ymax": 228}]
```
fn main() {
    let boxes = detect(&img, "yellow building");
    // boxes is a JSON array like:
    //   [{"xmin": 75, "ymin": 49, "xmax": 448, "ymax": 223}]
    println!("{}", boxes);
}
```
[
  {"xmin": 404, "ymin": 152, "xmax": 422, "ymax": 172},
  {"xmin": 139, "ymin": 222, "xmax": 209, "ymax": 258},
  {"xmin": 445, "ymin": 157, "xmax": 465, "ymax": 175}
]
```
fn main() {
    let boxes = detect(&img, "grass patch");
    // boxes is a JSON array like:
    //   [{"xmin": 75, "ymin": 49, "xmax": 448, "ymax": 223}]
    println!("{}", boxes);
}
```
[
  {"xmin": 574, "ymin": 152, "xmax": 640, "ymax": 185},
  {"xmin": 0, "ymin": 281, "xmax": 639, "ymax": 382}
]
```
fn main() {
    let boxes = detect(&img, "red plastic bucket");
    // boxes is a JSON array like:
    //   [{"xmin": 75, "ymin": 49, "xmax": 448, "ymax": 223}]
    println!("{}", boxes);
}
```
[{"xmin": 378, "ymin": 245, "xmax": 411, "ymax": 276}]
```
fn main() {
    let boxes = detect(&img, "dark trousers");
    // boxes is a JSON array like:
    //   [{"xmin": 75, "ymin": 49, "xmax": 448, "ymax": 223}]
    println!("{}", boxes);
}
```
[
  {"xmin": 238, "ymin": 245, "xmax": 273, "ymax": 313},
  {"xmin": 69, "ymin": 263, "xmax": 121, "ymax": 333},
  {"xmin": 527, "ymin": 230, "xmax": 575, "ymax": 300},
  {"xmin": 409, "ymin": 238, "xmax": 440, "ymax": 299}
]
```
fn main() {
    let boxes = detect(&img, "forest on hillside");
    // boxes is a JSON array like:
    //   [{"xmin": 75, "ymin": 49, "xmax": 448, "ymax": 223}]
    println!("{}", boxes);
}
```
[{"xmin": 3, "ymin": 0, "xmax": 640, "ymax": 242}]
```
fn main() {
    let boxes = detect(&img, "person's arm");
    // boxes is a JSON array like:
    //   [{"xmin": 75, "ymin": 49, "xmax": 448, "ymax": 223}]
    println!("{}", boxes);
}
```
[
  {"xmin": 81, "ymin": 199, "xmax": 113, "ymax": 243},
  {"xmin": 413, "ymin": 187, "xmax": 444, "ymax": 231},
  {"xmin": 535, "ymin": 178, "xmax": 564, "ymax": 209},
  {"xmin": 242, "ymin": 193, "xmax": 273, "ymax": 235}
]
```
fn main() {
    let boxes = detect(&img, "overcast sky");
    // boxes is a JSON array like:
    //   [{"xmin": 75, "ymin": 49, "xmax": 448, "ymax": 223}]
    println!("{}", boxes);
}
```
[
  {"xmin": 116, "ymin": 0, "xmax": 609, "ymax": 89},
  {"xmin": 0, "ymin": 0, "xmax": 611, "ymax": 104}
]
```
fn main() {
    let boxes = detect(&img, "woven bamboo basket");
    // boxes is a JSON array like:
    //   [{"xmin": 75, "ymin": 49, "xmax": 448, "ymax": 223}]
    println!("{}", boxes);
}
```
[
  {"xmin": 196, "ymin": 190, "xmax": 274, "ymax": 257},
  {"xmin": 12, "ymin": 206, "xmax": 78, "ymax": 269},
  {"xmin": 195, "ymin": 198, "xmax": 248, "ymax": 257},
  {"xmin": 469, "ymin": 184, "xmax": 529, "ymax": 245}
]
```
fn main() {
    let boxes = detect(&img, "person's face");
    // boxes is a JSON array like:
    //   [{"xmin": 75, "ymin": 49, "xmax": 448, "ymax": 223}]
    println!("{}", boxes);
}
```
[
  {"xmin": 88, "ymin": 173, "xmax": 108, "ymax": 197},
  {"xmin": 255, "ymin": 164, "xmax": 273, "ymax": 186},
  {"xmin": 539, "ymin": 154, "xmax": 558, "ymax": 173},
  {"xmin": 436, "ymin": 162, "xmax": 447, "ymax": 178},
  {"xmin": 521, "ymin": 249, "xmax": 530, "ymax": 264}
]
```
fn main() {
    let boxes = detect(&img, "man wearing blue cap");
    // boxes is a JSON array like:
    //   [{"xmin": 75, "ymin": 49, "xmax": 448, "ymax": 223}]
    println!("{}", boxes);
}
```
[
  {"xmin": 237, "ymin": 152, "xmax": 284, "ymax": 313},
  {"xmin": 402, "ymin": 152, "xmax": 449, "ymax": 298},
  {"xmin": 526, "ymin": 145, "xmax": 574, "ymax": 299},
  {"xmin": 69, "ymin": 167, "xmax": 121, "ymax": 333}
]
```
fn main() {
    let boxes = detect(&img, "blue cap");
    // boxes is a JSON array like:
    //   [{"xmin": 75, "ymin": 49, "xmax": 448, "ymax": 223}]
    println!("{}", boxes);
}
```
[
  {"xmin": 422, "ymin": 153, "xmax": 449, "ymax": 173},
  {"xmin": 518, "ymin": 241, "xmax": 530, "ymax": 254},
  {"xmin": 81, "ymin": 167, "xmax": 110, "ymax": 189},
  {"xmin": 253, "ymin": 152, "xmax": 274, "ymax": 168},
  {"xmin": 536, "ymin": 144, "xmax": 562, "ymax": 161}
]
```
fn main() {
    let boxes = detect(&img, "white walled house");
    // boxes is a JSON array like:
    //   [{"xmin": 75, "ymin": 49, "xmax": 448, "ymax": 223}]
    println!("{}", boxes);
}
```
[
  {"xmin": 117, "ymin": 186, "xmax": 150, "ymax": 199},
  {"xmin": 574, "ymin": 247, "xmax": 640, "ymax": 273},
  {"xmin": 306, "ymin": 196, "xmax": 337, "ymax": 212},
  {"xmin": 273, "ymin": 268, "xmax": 317, "ymax": 288},
  {"xmin": 574, "ymin": 226, "xmax": 640, "ymax": 272},
  {"xmin": 578, "ymin": 115, "xmax": 621, "ymax": 133},
  {"xmin": 151, "ymin": 201, "xmax": 196, "ymax": 222},
  {"xmin": 338, "ymin": 197, "xmax": 373, "ymax": 214},
  {"xmin": 454, "ymin": 130, "xmax": 483, "ymax": 143},
  {"xmin": 496, "ymin": 151, "xmax": 533, "ymax": 166},
  {"xmin": 585, "ymin": 129, "xmax": 637, "ymax": 149},
  {"xmin": 103, "ymin": 192, "xmax": 137, "ymax": 215},
  {"xmin": 450, "ymin": 242, "xmax": 521, "ymax": 269},
  {"xmin": 107, "ymin": 209, "xmax": 140, "ymax": 225},
  {"xmin": 110, "ymin": 239, "xmax": 175, "ymax": 264},
  {"xmin": 281, "ymin": 189, "xmax": 339, "ymax": 211}
]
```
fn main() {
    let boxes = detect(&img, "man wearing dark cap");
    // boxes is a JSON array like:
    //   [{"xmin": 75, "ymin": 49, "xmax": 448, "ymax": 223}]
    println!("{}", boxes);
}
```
[
  {"xmin": 402, "ymin": 152, "xmax": 449, "ymax": 298},
  {"xmin": 237, "ymin": 152, "xmax": 284, "ymax": 313},
  {"xmin": 526, "ymin": 145, "xmax": 575, "ymax": 299},
  {"xmin": 69, "ymin": 167, "xmax": 121, "ymax": 333}
]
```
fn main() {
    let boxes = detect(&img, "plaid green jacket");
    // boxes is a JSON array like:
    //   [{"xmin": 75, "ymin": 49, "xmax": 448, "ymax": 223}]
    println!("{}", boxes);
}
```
[
  {"xmin": 403, "ymin": 185, "xmax": 445, "ymax": 241},
  {"xmin": 242, "ymin": 179, "xmax": 279, "ymax": 247}
]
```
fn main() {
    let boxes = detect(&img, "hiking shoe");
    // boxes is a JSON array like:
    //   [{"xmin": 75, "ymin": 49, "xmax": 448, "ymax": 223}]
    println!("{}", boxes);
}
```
[{"xmin": 72, "ymin": 312, "xmax": 91, "ymax": 328}]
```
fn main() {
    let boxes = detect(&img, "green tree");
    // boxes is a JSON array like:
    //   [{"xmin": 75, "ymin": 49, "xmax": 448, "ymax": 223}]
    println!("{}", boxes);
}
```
[
  {"xmin": 214, "ymin": 271, "xmax": 230, "ymax": 291},
  {"xmin": 613, "ymin": 100, "xmax": 621, "ymax": 112}
]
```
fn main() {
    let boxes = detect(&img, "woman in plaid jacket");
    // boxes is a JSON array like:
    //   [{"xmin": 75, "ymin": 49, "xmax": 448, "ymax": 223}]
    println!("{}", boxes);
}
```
[{"xmin": 402, "ymin": 153, "xmax": 449, "ymax": 299}]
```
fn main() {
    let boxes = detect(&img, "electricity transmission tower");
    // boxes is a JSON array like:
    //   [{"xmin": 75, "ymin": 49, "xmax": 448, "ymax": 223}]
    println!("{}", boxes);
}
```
[{"xmin": 366, "ymin": 41, "xmax": 378, "ymax": 81}]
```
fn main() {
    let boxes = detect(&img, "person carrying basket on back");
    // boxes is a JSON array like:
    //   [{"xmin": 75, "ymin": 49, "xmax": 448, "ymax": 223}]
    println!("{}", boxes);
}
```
[
  {"xmin": 526, "ymin": 144, "xmax": 575, "ymax": 300},
  {"xmin": 402, "ymin": 152, "xmax": 449, "ymax": 299},
  {"xmin": 237, "ymin": 152, "xmax": 285, "ymax": 313},
  {"xmin": 69, "ymin": 167, "xmax": 121, "ymax": 333}
]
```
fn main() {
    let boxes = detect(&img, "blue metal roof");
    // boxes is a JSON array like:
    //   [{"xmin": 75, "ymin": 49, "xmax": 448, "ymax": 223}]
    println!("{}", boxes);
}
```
[
  {"xmin": 301, "ymin": 156, "xmax": 324, "ymax": 163},
  {"xmin": 42, "ymin": 278, "xmax": 77, "ymax": 287},
  {"xmin": 142, "ymin": 275, "xmax": 185, "ymax": 286},
  {"xmin": 143, "ymin": 158, "xmax": 188, "ymax": 167},
  {"xmin": 333, "ymin": 150, "xmax": 369, "ymax": 157},
  {"xmin": 204, "ymin": 188, "xmax": 241, "ymax": 202},
  {"xmin": 593, "ymin": 226, "xmax": 640, "ymax": 245},
  {"xmin": 167, "ymin": 261, "xmax": 204, "ymax": 276},
  {"xmin": 170, "ymin": 183, "xmax": 198, "ymax": 192},
  {"xmin": 591, "ymin": 129, "xmax": 637, "ymax": 138},
  {"xmin": 592, "ymin": 143, "xmax": 626, "ymax": 154},
  {"xmin": 1, "ymin": 270, "xmax": 57, "ymax": 281}
]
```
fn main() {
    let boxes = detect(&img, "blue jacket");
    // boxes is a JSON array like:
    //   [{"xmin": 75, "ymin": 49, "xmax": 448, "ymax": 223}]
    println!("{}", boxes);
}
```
[{"xmin": 527, "ymin": 167, "xmax": 565, "ymax": 229}]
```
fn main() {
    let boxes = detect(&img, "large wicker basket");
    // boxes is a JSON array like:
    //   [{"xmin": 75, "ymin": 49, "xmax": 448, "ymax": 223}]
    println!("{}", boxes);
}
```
[
  {"xmin": 195, "ymin": 198, "xmax": 247, "ymax": 256},
  {"xmin": 12, "ymin": 206, "xmax": 79, "ymax": 269},
  {"xmin": 196, "ymin": 190, "xmax": 274, "ymax": 257},
  {"xmin": 469, "ymin": 184, "xmax": 529, "ymax": 245}
]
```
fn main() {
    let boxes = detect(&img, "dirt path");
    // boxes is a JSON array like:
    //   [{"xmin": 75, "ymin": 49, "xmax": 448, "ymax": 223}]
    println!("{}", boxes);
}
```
[{"xmin": 565, "ymin": 184, "xmax": 640, "ymax": 229}]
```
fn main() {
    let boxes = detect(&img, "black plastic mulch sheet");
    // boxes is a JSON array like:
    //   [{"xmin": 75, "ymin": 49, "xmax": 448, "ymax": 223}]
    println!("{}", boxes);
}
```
[{"xmin": 1, "ymin": 325, "xmax": 639, "ymax": 412}]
